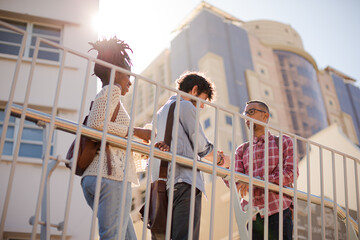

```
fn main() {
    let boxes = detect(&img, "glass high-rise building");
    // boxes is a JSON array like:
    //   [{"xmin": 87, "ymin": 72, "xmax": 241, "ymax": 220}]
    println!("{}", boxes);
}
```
[{"xmin": 124, "ymin": 2, "xmax": 360, "ymax": 154}]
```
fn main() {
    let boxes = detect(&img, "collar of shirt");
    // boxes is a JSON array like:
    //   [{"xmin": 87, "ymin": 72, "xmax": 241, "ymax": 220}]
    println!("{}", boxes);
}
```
[{"xmin": 253, "ymin": 131, "xmax": 273, "ymax": 145}]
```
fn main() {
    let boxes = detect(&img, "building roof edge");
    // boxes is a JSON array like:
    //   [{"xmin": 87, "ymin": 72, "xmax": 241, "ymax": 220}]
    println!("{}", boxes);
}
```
[{"xmin": 172, "ymin": 1, "xmax": 243, "ymax": 33}]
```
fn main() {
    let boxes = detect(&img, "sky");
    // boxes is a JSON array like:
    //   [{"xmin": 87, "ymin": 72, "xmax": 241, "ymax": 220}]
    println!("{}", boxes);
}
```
[{"xmin": 95, "ymin": 0, "xmax": 360, "ymax": 86}]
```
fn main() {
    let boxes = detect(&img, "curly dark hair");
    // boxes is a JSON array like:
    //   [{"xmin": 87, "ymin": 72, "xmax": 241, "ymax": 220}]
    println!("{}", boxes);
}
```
[
  {"xmin": 89, "ymin": 36, "xmax": 133, "ymax": 87},
  {"xmin": 176, "ymin": 71, "xmax": 215, "ymax": 101}
]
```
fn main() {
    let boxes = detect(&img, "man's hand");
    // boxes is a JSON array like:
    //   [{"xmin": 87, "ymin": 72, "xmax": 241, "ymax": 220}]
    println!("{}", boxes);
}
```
[
  {"xmin": 216, "ymin": 151, "xmax": 230, "ymax": 168},
  {"xmin": 217, "ymin": 151, "xmax": 225, "ymax": 166},
  {"xmin": 237, "ymin": 183, "xmax": 249, "ymax": 198},
  {"xmin": 155, "ymin": 141, "xmax": 170, "ymax": 152}
]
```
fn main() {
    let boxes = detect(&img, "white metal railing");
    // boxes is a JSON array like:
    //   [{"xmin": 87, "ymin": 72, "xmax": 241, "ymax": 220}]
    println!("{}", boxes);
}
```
[{"xmin": 0, "ymin": 20, "xmax": 359, "ymax": 240}]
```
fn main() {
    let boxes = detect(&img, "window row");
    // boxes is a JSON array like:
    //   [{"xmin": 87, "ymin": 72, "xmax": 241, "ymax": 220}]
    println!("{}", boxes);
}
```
[
  {"xmin": 0, "ymin": 110, "xmax": 55, "ymax": 159},
  {"xmin": 203, "ymin": 115, "xmax": 233, "ymax": 130},
  {"xmin": 0, "ymin": 18, "xmax": 62, "ymax": 61}
]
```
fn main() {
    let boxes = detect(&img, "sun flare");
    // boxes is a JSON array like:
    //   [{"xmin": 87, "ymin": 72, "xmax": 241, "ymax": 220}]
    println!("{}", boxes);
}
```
[{"xmin": 91, "ymin": 12, "xmax": 119, "ymax": 38}]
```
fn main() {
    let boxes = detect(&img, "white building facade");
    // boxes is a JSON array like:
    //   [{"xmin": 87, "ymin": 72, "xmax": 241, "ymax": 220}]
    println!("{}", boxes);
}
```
[{"xmin": 0, "ymin": 0, "xmax": 99, "ymax": 239}]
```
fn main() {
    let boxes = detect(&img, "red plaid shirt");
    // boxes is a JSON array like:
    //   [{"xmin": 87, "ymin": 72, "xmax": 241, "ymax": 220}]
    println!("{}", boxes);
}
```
[{"xmin": 225, "ymin": 132, "xmax": 298, "ymax": 217}]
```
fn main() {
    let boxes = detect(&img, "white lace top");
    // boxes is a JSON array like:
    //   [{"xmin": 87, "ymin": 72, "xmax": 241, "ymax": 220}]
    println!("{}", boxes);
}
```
[{"xmin": 82, "ymin": 85, "xmax": 139, "ymax": 185}]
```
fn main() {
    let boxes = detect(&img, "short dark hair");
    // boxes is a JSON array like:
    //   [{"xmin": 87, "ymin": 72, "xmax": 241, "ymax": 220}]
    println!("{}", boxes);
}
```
[
  {"xmin": 176, "ymin": 71, "xmax": 215, "ymax": 101},
  {"xmin": 89, "ymin": 36, "xmax": 133, "ymax": 87},
  {"xmin": 246, "ymin": 100, "xmax": 269, "ymax": 113}
]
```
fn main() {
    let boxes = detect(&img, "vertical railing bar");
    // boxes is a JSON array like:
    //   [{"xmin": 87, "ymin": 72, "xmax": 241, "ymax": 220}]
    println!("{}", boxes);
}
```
[
  {"xmin": 118, "ymin": 74, "xmax": 139, "ymax": 239},
  {"xmin": 0, "ymin": 28, "xmax": 28, "ymax": 238},
  {"xmin": 61, "ymin": 58, "xmax": 93, "ymax": 240},
  {"xmin": 21, "ymin": 38, "xmax": 44, "ymax": 240},
  {"xmin": 90, "ymin": 68, "xmax": 116, "ymax": 240},
  {"xmin": 319, "ymin": 147, "xmax": 325, "ymax": 240},
  {"xmin": 41, "ymin": 123, "xmax": 51, "ymax": 240},
  {"xmin": 306, "ymin": 142, "xmax": 312, "ymax": 240},
  {"xmin": 248, "ymin": 120, "xmax": 254, "ymax": 240},
  {"xmin": 229, "ymin": 113, "xmax": 236, "ymax": 239},
  {"xmin": 165, "ymin": 94, "xmax": 181, "ymax": 240},
  {"xmin": 209, "ymin": 106, "xmax": 219, "ymax": 240},
  {"xmin": 332, "ymin": 151, "xmax": 338, "ymax": 240},
  {"xmin": 40, "ymin": 48, "xmax": 68, "ymax": 240},
  {"xmin": 141, "ymin": 83, "xmax": 161, "ymax": 240},
  {"xmin": 264, "ymin": 127, "xmax": 269, "ymax": 240},
  {"xmin": 354, "ymin": 160, "xmax": 360, "ymax": 239},
  {"xmin": 230, "ymin": 115, "xmax": 240, "ymax": 239},
  {"xmin": 343, "ymin": 155, "xmax": 350, "ymax": 240},
  {"xmin": 0, "ymin": 31, "xmax": 27, "ymax": 161},
  {"xmin": 279, "ymin": 131, "xmax": 283, "ymax": 240},
  {"xmin": 293, "ymin": 137, "xmax": 298, "ymax": 239},
  {"xmin": 187, "ymin": 99, "xmax": 200, "ymax": 240}
]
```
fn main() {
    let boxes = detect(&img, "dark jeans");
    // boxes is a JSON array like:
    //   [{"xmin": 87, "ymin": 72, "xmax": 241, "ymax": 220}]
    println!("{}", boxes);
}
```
[
  {"xmin": 251, "ymin": 208, "xmax": 293, "ymax": 240},
  {"xmin": 151, "ymin": 182, "xmax": 202, "ymax": 240}
]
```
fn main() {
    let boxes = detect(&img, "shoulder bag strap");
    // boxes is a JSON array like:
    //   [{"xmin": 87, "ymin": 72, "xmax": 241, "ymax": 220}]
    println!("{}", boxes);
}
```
[
  {"xmin": 159, "ymin": 101, "xmax": 176, "ymax": 179},
  {"xmin": 105, "ymin": 102, "xmax": 121, "ymax": 175}
]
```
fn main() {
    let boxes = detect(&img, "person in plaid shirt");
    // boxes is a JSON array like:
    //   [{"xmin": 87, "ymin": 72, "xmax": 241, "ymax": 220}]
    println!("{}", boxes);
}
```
[{"xmin": 217, "ymin": 100, "xmax": 298, "ymax": 240}]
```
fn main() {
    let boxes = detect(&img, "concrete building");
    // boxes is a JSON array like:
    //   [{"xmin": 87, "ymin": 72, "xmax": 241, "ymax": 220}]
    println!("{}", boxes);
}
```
[
  {"xmin": 0, "ymin": 0, "xmax": 98, "ymax": 239},
  {"xmin": 124, "ymin": 2, "xmax": 360, "ymax": 238}
]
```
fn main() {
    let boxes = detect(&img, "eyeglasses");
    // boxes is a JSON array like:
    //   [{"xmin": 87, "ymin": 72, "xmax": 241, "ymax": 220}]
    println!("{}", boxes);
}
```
[{"xmin": 243, "ymin": 108, "xmax": 267, "ymax": 116}]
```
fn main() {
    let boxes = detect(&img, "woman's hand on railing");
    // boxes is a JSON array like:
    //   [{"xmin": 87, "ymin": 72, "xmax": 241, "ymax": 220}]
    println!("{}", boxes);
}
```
[
  {"xmin": 133, "ymin": 128, "xmax": 152, "ymax": 143},
  {"xmin": 155, "ymin": 141, "xmax": 170, "ymax": 152}
]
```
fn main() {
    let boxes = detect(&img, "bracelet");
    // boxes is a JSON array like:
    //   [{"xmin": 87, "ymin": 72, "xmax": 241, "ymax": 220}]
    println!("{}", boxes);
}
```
[{"xmin": 217, "ymin": 155, "xmax": 224, "ymax": 166}]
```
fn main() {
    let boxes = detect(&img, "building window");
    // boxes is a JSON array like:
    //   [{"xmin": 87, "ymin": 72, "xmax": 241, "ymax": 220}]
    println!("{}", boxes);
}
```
[
  {"xmin": 228, "ymin": 141, "xmax": 232, "ymax": 151},
  {"xmin": 257, "ymin": 51, "xmax": 262, "ymax": 57},
  {"xmin": 260, "ymin": 68, "xmax": 265, "ymax": 74},
  {"xmin": 141, "ymin": 190, "xmax": 146, "ymax": 204},
  {"xmin": 225, "ymin": 115, "xmax": 232, "ymax": 125},
  {"xmin": 204, "ymin": 118, "xmax": 210, "ymax": 129},
  {"xmin": 138, "ymin": 172, "xmax": 146, "ymax": 180},
  {"xmin": 0, "ymin": 110, "xmax": 55, "ymax": 158},
  {"xmin": 0, "ymin": 18, "xmax": 62, "ymax": 61},
  {"xmin": 264, "ymin": 90, "xmax": 269, "ymax": 96},
  {"xmin": 131, "ymin": 198, "xmax": 135, "ymax": 211}
]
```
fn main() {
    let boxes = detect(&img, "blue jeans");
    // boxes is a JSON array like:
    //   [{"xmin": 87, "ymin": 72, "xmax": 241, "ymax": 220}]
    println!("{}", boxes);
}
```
[{"xmin": 81, "ymin": 176, "xmax": 137, "ymax": 240}]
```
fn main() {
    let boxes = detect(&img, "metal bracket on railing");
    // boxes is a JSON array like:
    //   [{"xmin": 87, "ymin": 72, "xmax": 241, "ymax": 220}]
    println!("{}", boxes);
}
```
[
  {"xmin": 232, "ymin": 181, "xmax": 262, "ymax": 240},
  {"xmin": 339, "ymin": 216, "xmax": 359, "ymax": 240},
  {"xmin": 232, "ymin": 181, "xmax": 359, "ymax": 240},
  {"xmin": 29, "ymin": 216, "xmax": 63, "ymax": 231},
  {"xmin": 36, "ymin": 120, "xmax": 46, "ymax": 128}
]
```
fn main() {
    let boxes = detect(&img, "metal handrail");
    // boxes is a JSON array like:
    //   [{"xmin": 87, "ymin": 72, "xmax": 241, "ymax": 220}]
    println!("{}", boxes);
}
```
[{"xmin": 9, "ymin": 103, "xmax": 359, "ymax": 236}]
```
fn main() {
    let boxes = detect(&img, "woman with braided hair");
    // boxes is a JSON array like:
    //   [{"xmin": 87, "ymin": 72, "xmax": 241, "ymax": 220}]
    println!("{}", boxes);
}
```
[{"xmin": 81, "ymin": 37, "xmax": 151, "ymax": 240}]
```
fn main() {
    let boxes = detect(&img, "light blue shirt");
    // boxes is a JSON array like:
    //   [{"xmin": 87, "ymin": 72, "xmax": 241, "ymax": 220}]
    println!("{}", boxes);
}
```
[{"xmin": 151, "ymin": 95, "xmax": 213, "ymax": 195}]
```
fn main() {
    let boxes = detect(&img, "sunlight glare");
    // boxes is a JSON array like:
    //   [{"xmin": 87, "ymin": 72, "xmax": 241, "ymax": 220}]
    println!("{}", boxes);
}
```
[{"xmin": 92, "ymin": 1, "xmax": 123, "ymax": 38}]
